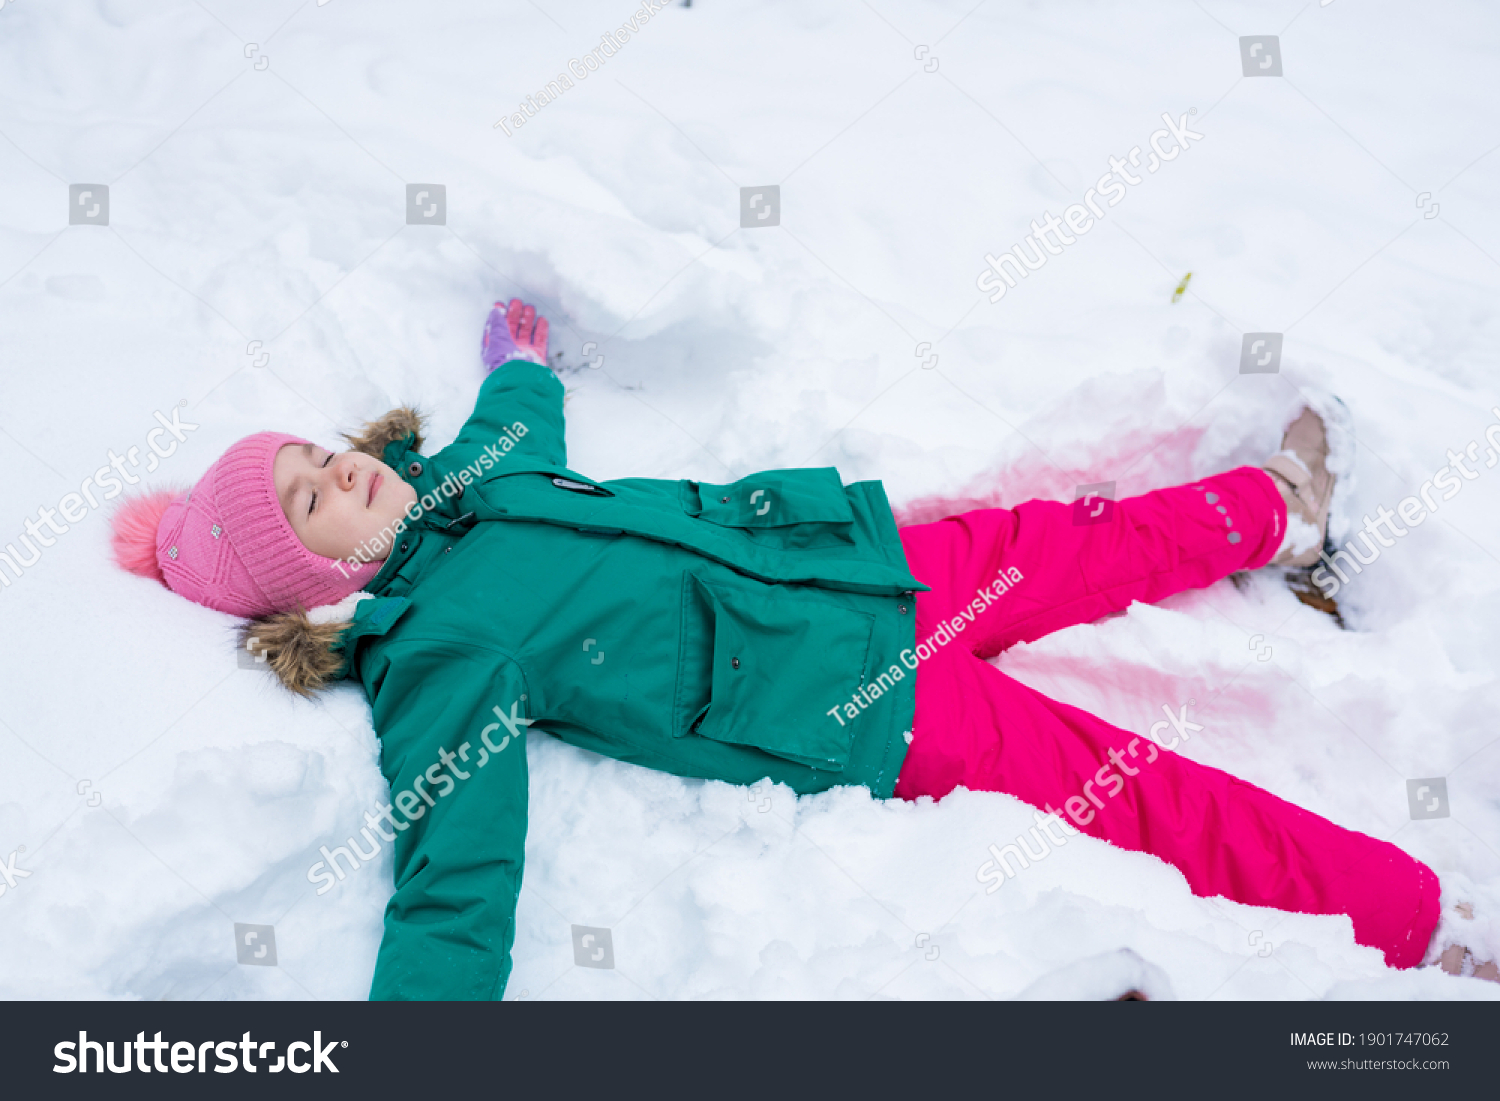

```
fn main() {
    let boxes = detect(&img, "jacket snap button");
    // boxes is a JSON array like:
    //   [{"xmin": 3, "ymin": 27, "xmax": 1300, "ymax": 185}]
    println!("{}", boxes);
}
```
[
  {"xmin": 721, "ymin": 496, "xmax": 729, "ymax": 503},
  {"xmin": 731, "ymin": 657, "xmax": 741, "ymax": 670},
  {"xmin": 399, "ymin": 542, "xmax": 408, "ymax": 553},
  {"xmin": 898, "ymin": 604, "xmax": 908, "ymax": 615},
  {"xmin": 444, "ymin": 546, "xmax": 452, "ymax": 554},
  {"xmin": 407, "ymin": 461, "xmax": 423, "ymax": 477}
]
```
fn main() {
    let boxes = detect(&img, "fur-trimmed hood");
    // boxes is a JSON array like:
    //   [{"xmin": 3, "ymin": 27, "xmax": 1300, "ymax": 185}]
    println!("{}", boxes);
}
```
[
  {"xmin": 238, "ymin": 406, "xmax": 424, "ymax": 696},
  {"xmin": 345, "ymin": 405, "xmax": 424, "ymax": 464}
]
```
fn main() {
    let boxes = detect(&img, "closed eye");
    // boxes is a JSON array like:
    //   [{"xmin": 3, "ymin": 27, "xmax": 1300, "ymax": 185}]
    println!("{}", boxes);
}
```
[{"xmin": 308, "ymin": 451, "xmax": 334, "ymax": 516}]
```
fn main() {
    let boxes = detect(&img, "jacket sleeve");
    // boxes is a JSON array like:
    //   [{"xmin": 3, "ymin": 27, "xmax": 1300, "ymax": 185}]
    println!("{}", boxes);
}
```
[
  {"xmin": 366, "ymin": 640, "xmax": 531, "ymax": 1001},
  {"xmin": 441, "ymin": 359, "xmax": 567, "ymax": 470}
]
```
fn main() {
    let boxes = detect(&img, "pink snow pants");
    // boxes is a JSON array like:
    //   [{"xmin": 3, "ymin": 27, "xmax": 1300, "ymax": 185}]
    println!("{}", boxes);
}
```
[{"xmin": 894, "ymin": 467, "xmax": 1440, "ymax": 969}]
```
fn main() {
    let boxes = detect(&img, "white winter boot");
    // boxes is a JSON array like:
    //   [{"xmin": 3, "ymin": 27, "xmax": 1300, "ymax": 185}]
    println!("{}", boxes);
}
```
[{"xmin": 1264, "ymin": 406, "xmax": 1338, "ymax": 569}]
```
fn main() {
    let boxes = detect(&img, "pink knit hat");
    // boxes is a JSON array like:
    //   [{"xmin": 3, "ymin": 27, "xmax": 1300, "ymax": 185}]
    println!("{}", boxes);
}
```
[{"xmin": 111, "ymin": 431, "xmax": 380, "ymax": 618}]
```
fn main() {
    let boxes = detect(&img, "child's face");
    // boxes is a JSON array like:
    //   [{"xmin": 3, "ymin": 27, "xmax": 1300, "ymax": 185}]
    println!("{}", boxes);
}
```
[{"xmin": 273, "ymin": 443, "xmax": 419, "ymax": 562}]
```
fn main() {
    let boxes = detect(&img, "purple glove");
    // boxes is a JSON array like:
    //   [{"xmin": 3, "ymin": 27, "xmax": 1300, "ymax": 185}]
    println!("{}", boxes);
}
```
[{"xmin": 481, "ymin": 298, "xmax": 550, "ymax": 370}]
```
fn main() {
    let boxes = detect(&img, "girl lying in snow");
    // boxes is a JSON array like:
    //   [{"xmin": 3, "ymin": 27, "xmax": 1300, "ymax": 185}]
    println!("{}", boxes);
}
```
[{"xmin": 111, "ymin": 299, "xmax": 1489, "ymax": 998}]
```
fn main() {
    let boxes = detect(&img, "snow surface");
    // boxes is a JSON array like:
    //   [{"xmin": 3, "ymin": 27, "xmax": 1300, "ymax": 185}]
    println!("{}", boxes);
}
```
[{"xmin": 2, "ymin": 0, "xmax": 1499, "ymax": 1001}]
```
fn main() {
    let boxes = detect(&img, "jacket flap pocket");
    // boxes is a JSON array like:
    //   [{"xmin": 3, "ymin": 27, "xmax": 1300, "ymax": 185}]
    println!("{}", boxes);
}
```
[
  {"xmin": 345, "ymin": 597, "xmax": 413, "ymax": 642},
  {"xmin": 692, "ymin": 469, "xmax": 853, "ymax": 529},
  {"xmin": 684, "ymin": 575, "xmax": 873, "ymax": 772}
]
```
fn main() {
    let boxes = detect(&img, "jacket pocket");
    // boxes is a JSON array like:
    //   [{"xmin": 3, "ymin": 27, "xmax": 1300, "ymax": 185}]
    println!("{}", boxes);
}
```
[
  {"xmin": 687, "ymin": 469, "xmax": 855, "ymax": 550},
  {"xmin": 673, "ymin": 573, "xmax": 874, "ymax": 772}
]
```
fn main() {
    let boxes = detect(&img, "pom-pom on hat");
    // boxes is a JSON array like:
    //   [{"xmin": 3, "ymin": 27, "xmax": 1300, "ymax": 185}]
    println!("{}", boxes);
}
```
[
  {"xmin": 111, "ymin": 431, "xmax": 378, "ymax": 617},
  {"xmin": 111, "ymin": 488, "xmax": 180, "ymax": 584}
]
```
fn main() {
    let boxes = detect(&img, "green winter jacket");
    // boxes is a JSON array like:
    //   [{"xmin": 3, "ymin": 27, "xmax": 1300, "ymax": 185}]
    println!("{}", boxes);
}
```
[{"xmin": 341, "ymin": 360, "xmax": 923, "ymax": 1000}]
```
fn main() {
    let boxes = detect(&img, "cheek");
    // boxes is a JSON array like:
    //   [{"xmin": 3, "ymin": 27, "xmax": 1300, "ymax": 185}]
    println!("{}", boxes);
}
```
[{"xmin": 382, "ymin": 482, "xmax": 418, "ymax": 523}]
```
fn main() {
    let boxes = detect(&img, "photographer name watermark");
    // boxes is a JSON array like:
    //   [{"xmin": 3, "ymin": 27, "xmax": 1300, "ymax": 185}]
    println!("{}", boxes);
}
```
[
  {"xmin": 494, "ymin": 0, "xmax": 672, "ymax": 136},
  {"xmin": 332, "ymin": 421, "xmax": 528, "ymax": 579},
  {"xmin": 826, "ymin": 566, "xmax": 1024, "ymax": 728}
]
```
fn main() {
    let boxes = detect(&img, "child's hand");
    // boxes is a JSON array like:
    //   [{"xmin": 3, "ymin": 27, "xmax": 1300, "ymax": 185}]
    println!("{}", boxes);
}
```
[{"xmin": 481, "ymin": 298, "xmax": 550, "ymax": 370}]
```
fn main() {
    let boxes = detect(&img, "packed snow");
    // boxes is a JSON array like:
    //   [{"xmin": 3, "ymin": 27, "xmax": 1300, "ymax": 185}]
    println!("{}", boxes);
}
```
[{"xmin": 2, "ymin": 0, "xmax": 1499, "ymax": 1000}]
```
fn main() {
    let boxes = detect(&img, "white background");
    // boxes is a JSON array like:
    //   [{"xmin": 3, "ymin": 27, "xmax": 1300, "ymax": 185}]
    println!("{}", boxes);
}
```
[{"xmin": 1, "ymin": 0, "xmax": 1498, "ymax": 1000}]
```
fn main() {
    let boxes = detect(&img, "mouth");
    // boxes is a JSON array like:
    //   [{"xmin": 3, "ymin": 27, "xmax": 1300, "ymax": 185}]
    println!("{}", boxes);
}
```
[{"xmin": 367, "ymin": 472, "xmax": 382, "ymax": 508}]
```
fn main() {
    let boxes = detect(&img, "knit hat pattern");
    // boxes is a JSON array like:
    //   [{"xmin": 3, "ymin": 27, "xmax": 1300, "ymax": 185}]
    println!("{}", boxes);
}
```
[{"xmin": 152, "ymin": 431, "xmax": 377, "ymax": 617}]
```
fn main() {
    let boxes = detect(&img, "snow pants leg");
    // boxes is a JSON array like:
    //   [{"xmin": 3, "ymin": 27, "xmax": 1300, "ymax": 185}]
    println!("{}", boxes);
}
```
[{"xmin": 894, "ymin": 467, "xmax": 1440, "ymax": 968}]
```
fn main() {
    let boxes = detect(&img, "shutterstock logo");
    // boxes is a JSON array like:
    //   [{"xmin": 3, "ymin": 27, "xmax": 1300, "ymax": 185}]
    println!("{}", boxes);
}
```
[
  {"xmin": 0, "ymin": 845, "xmax": 29, "ymax": 897},
  {"xmin": 54, "ymin": 1031, "xmax": 345, "ymax": 1073},
  {"xmin": 1239, "ymin": 35, "xmax": 1284, "ymax": 77},
  {"xmin": 1239, "ymin": 332, "xmax": 1283, "ymax": 374},
  {"xmin": 740, "ymin": 185, "xmax": 780, "ymax": 227},
  {"xmin": 69, "ymin": 183, "xmax": 109, "ymax": 225},
  {"xmin": 976, "ymin": 110, "xmax": 1204, "ymax": 303},
  {"xmin": 234, "ymin": 923, "xmax": 278, "ymax": 966},
  {"xmin": 1406, "ymin": 778, "xmax": 1449, "ymax": 820},
  {"xmin": 307, "ymin": 696, "xmax": 531, "ymax": 894},
  {"xmin": 1072, "ymin": 482, "xmax": 1116, "ymax": 526},
  {"xmin": 406, "ymin": 184, "xmax": 446, "ymax": 225},
  {"xmin": 0, "ymin": 404, "xmax": 199, "ymax": 597},
  {"xmin": 976, "ymin": 702, "xmax": 1202, "ymax": 892},
  {"xmin": 571, "ymin": 925, "xmax": 615, "ymax": 969}
]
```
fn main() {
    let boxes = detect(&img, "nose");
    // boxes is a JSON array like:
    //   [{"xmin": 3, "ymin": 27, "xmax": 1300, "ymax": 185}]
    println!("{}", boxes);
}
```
[{"xmin": 330, "ymin": 452, "xmax": 360, "ymax": 493}]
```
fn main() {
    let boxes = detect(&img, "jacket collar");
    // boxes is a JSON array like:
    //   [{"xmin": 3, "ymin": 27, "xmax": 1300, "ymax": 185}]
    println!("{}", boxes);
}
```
[{"xmin": 365, "ymin": 512, "xmax": 470, "ymax": 600}]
